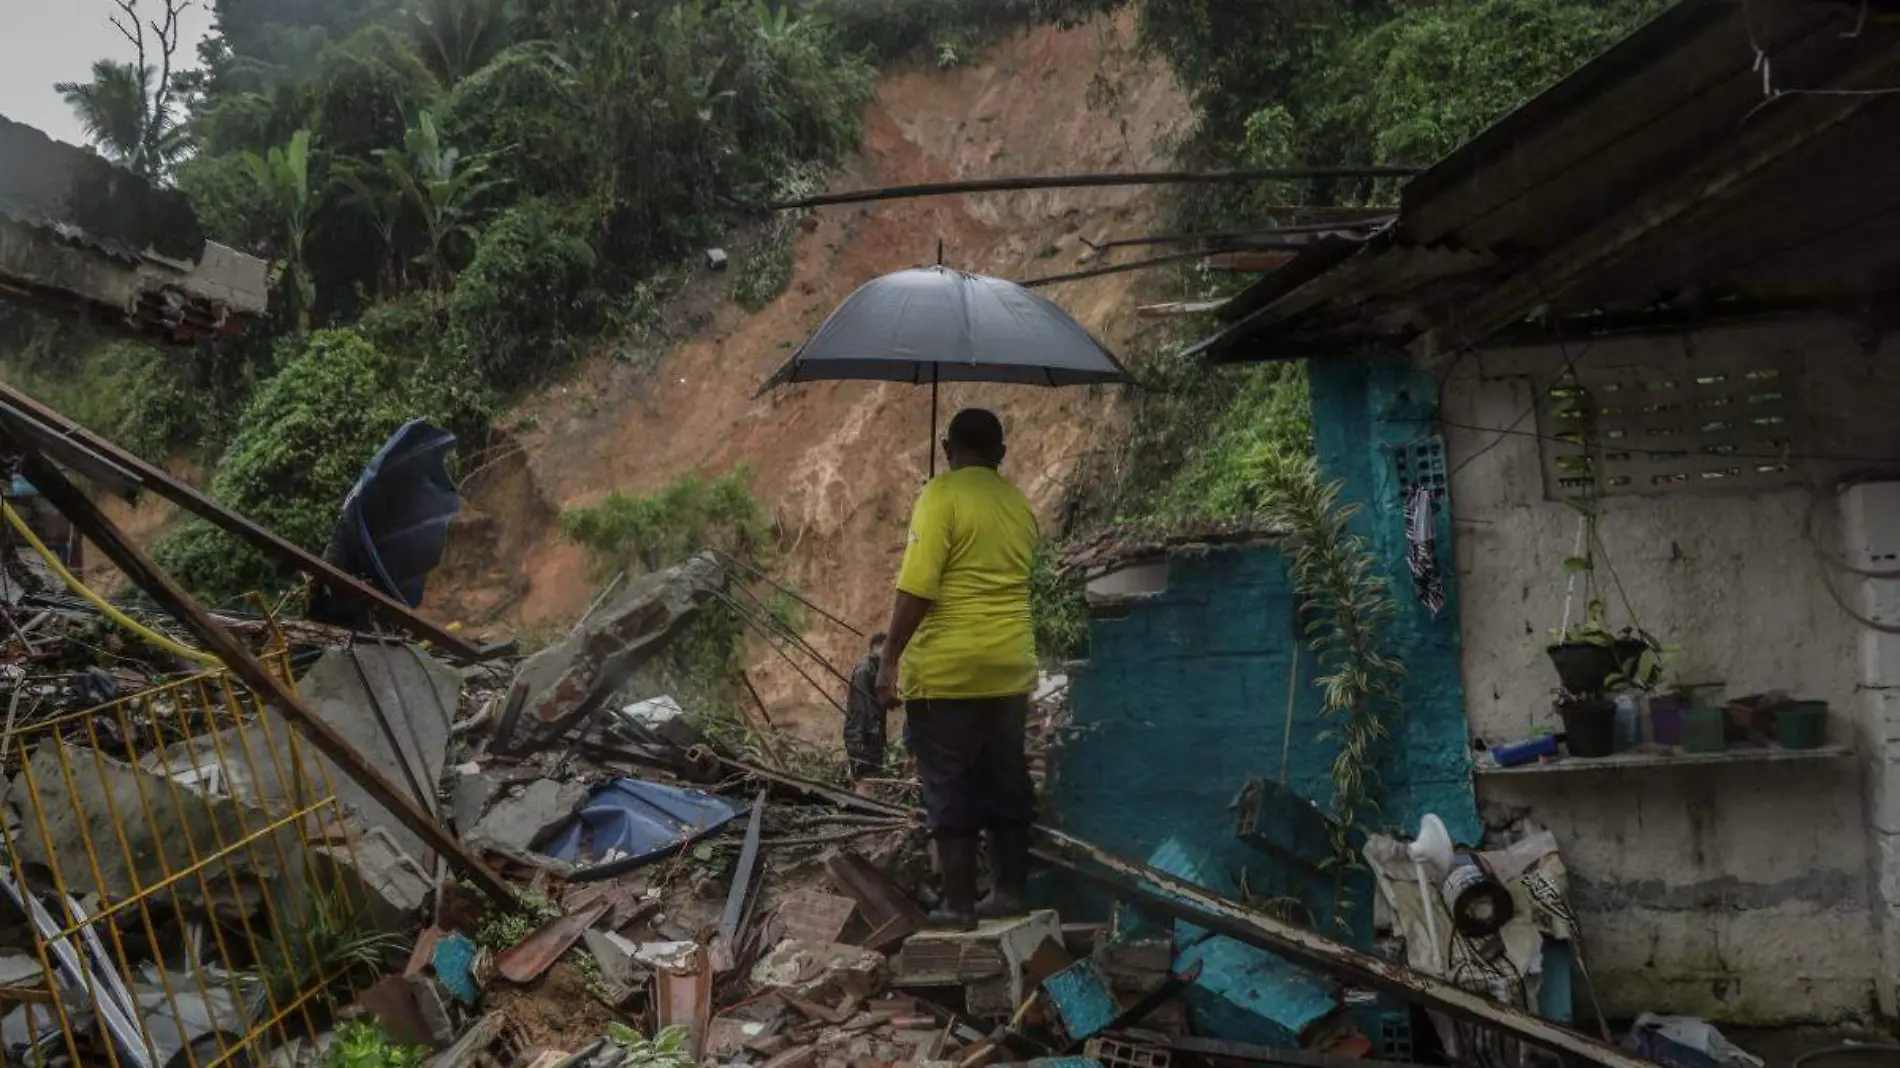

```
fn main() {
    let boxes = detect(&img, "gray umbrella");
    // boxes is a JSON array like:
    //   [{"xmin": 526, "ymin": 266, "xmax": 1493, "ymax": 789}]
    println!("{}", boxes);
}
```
[{"xmin": 759, "ymin": 266, "xmax": 1135, "ymax": 472}]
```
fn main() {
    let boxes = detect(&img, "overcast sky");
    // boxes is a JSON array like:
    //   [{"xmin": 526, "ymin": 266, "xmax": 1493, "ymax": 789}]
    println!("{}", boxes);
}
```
[{"xmin": 1, "ymin": 0, "xmax": 215, "ymax": 148}]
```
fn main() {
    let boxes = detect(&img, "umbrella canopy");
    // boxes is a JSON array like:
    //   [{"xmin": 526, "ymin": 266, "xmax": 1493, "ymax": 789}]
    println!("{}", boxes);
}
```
[
  {"xmin": 760, "ymin": 266, "xmax": 1135, "ymax": 390},
  {"xmin": 308, "ymin": 419, "xmax": 461, "ymax": 627}
]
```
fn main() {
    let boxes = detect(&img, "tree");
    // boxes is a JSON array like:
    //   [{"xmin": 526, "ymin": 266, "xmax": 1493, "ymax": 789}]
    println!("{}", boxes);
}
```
[
  {"xmin": 244, "ymin": 129, "xmax": 318, "ymax": 332},
  {"xmin": 403, "ymin": 0, "xmax": 522, "ymax": 85},
  {"xmin": 55, "ymin": 0, "xmax": 196, "ymax": 178},
  {"xmin": 374, "ymin": 111, "xmax": 501, "ymax": 294}
]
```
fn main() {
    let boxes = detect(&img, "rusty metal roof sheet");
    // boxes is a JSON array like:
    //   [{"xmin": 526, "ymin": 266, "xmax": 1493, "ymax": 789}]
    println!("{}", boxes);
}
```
[
  {"xmin": 1193, "ymin": 0, "xmax": 1900, "ymax": 363},
  {"xmin": 0, "ymin": 115, "xmax": 204, "ymax": 266}
]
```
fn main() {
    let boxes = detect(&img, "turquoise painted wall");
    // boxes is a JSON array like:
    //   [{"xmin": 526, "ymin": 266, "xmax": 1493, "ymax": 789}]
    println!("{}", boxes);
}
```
[{"xmin": 1051, "ymin": 354, "xmax": 1480, "ymax": 905}]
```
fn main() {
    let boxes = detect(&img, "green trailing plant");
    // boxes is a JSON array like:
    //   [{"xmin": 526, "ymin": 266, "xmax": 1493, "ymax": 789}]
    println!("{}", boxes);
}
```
[
  {"xmin": 604, "ymin": 1023, "xmax": 695, "ymax": 1068},
  {"xmin": 1251, "ymin": 449, "xmax": 1399, "ymax": 931},
  {"xmin": 320, "ymin": 1021, "xmax": 428, "ymax": 1068},
  {"xmin": 474, "ymin": 890, "xmax": 561, "ymax": 949},
  {"xmin": 1029, "ymin": 543, "xmax": 1088, "ymax": 664}
]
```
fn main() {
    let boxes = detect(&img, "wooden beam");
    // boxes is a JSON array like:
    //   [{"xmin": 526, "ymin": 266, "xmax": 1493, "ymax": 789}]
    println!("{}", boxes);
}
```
[
  {"xmin": 770, "ymin": 168, "xmax": 1421, "ymax": 211},
  {"xmin": 0, "ymin": 383, "xmax": 485, "ymax": 662},
  {"xmin": 1137, "ymin": 300, "xmax": 1229, "ymax": 318},
  {"xmin": 14, "ymin": 451, "xmax": 519, "ymax": 909}
]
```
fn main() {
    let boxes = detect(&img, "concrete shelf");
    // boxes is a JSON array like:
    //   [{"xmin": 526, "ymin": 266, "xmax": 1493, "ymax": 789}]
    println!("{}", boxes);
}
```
[{"xmin": 1474, "ymin": 742, "xmax": 1854, "ymax": 775}]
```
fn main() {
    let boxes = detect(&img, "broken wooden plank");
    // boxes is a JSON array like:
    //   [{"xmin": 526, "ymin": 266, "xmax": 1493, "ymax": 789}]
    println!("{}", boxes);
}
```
[
  {"xmin": 495, "ymin": 900, "xmax": 612, "ymax": 983},
  {"xmin": 721, "ymin": 790, "xmax": 768, "ymax": 946},
  {"xmin": 1128, "ymin": 1031, "xmax": 1433, "ymax": 1068},
  {"xmin": 767, "ymin": 167, "xmax": 1422, "ymax": 210},
  {"xmin": 426, "ymin": 1012, "xmax": 505, "ymax": 1068}
]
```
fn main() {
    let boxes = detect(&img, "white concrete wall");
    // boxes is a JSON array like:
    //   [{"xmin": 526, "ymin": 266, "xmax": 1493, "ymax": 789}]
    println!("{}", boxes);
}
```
[{"xmin": 1440, "ymin": 319, "xmax": 1897, "ymax": 1023}]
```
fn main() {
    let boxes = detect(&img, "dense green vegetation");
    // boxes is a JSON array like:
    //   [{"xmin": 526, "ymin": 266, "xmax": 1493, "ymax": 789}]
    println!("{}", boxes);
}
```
[
  {"xmin": 12, "ymin": 0, "xmax": 1667, "ymax": 619},
  {"xmin": 1056, "ymin": 0, "xmax": 1669, "ymax": 530}
]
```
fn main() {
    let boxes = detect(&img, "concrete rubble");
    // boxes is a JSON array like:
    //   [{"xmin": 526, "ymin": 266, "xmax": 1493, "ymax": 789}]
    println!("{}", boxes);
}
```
[{"xmin": 0, "ymin": 542, "xmax": 1672, "ymax": 1068}]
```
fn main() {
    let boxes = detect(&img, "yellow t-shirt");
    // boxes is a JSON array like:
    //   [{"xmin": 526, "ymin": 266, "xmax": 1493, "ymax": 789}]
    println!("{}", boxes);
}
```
[{"xmin": 895, "ymin": 465, "xmax": 1039, "ymax": 700}]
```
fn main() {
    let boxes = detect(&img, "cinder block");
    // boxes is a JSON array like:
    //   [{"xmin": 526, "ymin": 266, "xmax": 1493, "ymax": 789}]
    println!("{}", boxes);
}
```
[{"xmin": 1083, "ymin": 1035, "xmax": 1169, "ymax": 1068}]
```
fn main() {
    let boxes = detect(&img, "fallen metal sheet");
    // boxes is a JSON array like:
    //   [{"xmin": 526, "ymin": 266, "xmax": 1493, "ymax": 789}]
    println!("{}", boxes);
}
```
[
  {"xmin": 543, "ymin": 778, "xmax": 748, "ymax": 870},
  {"xmin": 495, "ymin": 899, "xmax": 612, "ymax": 983}
]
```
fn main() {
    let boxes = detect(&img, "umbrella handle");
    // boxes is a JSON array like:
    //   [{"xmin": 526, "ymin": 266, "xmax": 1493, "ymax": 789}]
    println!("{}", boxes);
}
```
[{"xmin": 929, "ymin": 371, "xmax": 939, "ymax": 479}]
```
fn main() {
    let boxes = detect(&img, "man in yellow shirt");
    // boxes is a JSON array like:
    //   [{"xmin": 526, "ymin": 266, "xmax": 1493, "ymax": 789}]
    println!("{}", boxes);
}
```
[{"xmin": 875, "ymin": 408, "xmax": 1038, "ymax": 929}]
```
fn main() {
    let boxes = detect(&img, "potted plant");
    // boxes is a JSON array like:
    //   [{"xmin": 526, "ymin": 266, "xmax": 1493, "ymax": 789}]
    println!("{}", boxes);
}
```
[{"xmin": 1547, "ymin": 600, "xmax": 1623, "ymax": 693}]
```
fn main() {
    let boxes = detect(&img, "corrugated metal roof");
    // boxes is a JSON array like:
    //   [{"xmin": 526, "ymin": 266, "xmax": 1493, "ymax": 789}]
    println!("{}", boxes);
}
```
[
  {"xmin": 0, "ymin": 115, "xmax": 204, "ymax": 266},
  {"xmin": 1193, "ymin": 0, "xmax": 1900, "ymax": 363}
]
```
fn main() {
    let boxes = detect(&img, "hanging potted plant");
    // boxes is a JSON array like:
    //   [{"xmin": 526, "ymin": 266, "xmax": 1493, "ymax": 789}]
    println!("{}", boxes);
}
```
[{"xmin": 1548, "ymin": 600, "xmax": 1622, "ymax": 694}]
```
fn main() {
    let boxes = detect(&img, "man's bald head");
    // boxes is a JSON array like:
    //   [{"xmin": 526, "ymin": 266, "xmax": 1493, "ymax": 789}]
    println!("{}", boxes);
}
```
[{"xmin": 944, "ymin": 408, "xmax": 1006, "ymax": 469}]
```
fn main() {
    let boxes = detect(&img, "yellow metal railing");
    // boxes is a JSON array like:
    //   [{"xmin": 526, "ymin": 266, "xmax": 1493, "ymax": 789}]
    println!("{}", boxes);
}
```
[{"xmin": 0, "ymin": 648, "xmax": 390, "ymax": 1068}]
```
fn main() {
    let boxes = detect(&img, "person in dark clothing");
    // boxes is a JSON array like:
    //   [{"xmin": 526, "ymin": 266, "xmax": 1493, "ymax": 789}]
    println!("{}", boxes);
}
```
[
  {"xmin": 876, "ymin": 409, "xmax": 1038, "ymax": 930},
  {"xmin": 844, "ymin": 632, "xmax": 888, "ymax": 791}
]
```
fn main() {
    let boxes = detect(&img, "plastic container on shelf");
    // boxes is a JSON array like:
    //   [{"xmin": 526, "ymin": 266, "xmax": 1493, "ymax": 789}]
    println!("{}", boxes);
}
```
[
  {"xmin": 1613, "ymin": 693, "xmax": 1642, "ymax": 751},
  {"xmin": 1648, "ymin": 694, "xmax": 1688, "ymax": 746},
  {"xmin": 1682, "ymin": 707, "xmax": 1727, "ymax": 753},
  {"xmin": 1776, "ymin": 701, "xmax": 1828, "ymax": 751}
]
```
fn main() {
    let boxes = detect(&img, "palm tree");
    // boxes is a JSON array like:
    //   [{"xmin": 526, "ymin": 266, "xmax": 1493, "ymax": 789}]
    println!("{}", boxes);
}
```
[
  {"xmin": 404, "ymin": 0, "xmax": 521, "ymax": 84},
  {"xmin": 245, "ymin": 130, "xmax": 318, "ymax": 333},
  {"xmin": 55, "ymin": 60, "xmax": 145, "ymax": 162},
  {"xmin": 56, "ymin": 0, "xmax": 195, "ymax": 179},
  {"xmin": 374, "ymin": 111, "xmax": 501, "ymax": 294}
]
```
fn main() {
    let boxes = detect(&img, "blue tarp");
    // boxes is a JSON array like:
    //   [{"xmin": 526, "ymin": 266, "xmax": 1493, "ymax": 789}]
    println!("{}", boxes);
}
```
[
  {"xmin": 545, "ymin": 778, "xmax": 748, "ymax": 867},
  {"xmin": 308, "ymin": 419, "xmax": 459, "ymax": 627}
]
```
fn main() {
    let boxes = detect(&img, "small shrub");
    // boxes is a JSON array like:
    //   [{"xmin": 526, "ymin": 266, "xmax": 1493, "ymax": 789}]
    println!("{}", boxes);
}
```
[
  {"xmin": 448, "ymin": 198, "xmax": 603, "ymax": 392},
  {"xmin": 321, "ymin": 1021, "xmax": 427, "ymax": 1068},
  {"xmin": 1029, "ymin": 543, "xmax": 1088, "ymax": 663},
  {"xmin": 560, "ymin": 467, "xmax": 770, "ymax": 578},
  {"xmin": 560, "ymin": 467, "xmax": 788, "ymax": 718}
]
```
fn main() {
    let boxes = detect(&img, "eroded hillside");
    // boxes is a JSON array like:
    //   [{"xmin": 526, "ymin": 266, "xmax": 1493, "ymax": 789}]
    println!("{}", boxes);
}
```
[{"xmin": 427, "ymin": 12, "xmax": 1186, "ymax": 737}]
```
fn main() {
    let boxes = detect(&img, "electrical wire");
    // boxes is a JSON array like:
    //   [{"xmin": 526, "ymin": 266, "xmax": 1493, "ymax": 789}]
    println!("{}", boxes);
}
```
[
  {"xmin": 709, "ymin": 587, "xmax": 852, "ymax": 717},
  {"xmin": 0, "ymin": 500, "xmax": 220, "ymax": 666},
  {"xmin": 714, "ymin": 549, "xmax": 865, "ymax": 637}
]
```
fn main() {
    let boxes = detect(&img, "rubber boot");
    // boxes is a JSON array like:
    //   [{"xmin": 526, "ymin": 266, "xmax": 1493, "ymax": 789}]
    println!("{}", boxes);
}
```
[
  {"xmin": 976, "ymin": 825, "xmax": 1030, "ymax": 919},
  {"xmin": 926, "ymin": 837, "xmax": 979, "ymax": 930}
]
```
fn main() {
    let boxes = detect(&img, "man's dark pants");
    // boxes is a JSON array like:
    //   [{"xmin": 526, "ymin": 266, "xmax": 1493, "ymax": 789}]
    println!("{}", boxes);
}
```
[{"xmin": 903, "ymin": 694, "xmax": 1035, "ymax": 839}]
